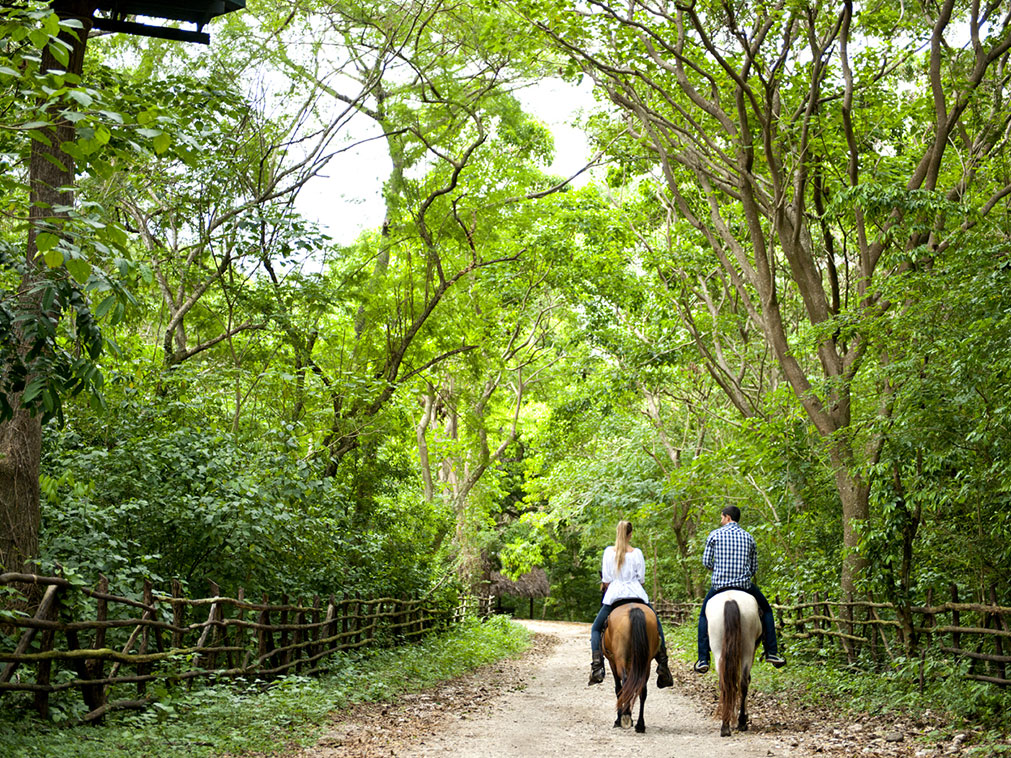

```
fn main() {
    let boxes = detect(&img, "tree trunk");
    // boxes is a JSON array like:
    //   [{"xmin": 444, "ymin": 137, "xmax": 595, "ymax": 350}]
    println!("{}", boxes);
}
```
[
  {"xmin": 0, "ymin": 413, "xmax": 42, "ymax": 574},
  {"xmin": 0, "ymin": 3, "xmax": 93, "ymax": 575},
  {"xmin": 829, "ymin": 446, "xmax": 870, "ymax": 598}
]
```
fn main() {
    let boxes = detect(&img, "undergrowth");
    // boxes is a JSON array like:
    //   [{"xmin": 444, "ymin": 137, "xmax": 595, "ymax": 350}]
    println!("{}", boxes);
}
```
[
  {"xmin": 666, "ymin": 620, "xmax": 1011, "ymax": 755},
  {"xmin": 0, "ymin": 616, "xmax": 530, "ymax": 758}
]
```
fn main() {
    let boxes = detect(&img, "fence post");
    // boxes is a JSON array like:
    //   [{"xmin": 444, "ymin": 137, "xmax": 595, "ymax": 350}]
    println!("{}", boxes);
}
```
[
  {"xmin": 63, "ymin": 603, "xmax": 106, "ymax": 718},
  {"xmin": 867, "ymin": 591, "xmax": 878, "ymax": 662},
  {"xmin": 279, "ymin": 595, "xmax": 290, "ymax": 669},
  {"xmin": 195, "ymin": 581, "xmax": 221, "ymax": 671},
  {"xmin": 325, "ymin": 595, "xmax": 337, "ymax": 653},
  {"xmin": 32, "ymin": 587, "xmax": 61, "ymax": 719},
  {"xmin": 868, "ymin": 592, "xmax": 896, "ymax": 664},
  {"xmin": 236, "ymin": 587, "xmax": 248, "ymax": 670},
  {"xmin": 795, "ymin": 593, "xmax": 805, "ymax": 638},
  {"xmin": 137, "ymin": 579, "xmax": 153, "ymax": 697},
  {"xmin": 990, "ymin": 584, "xmax": 1007, "ymax": 682},
  {"xmin": 171, "ymin": 580, "xmax": 185, "ymax": 651},
  {"xmin": 354, "ymin": 599, "xmax": 362, "ymax": 645},
  {"xmin": 94, "ymin": 575, "xmax": 109, "ymax": 652},
  {"xmin": 294, "ymin": 598, "xmax": 306, "ymax": 673},
  {"xmin": 311, "ymin": 596, "xmax": 322, "ymax": 660},
  {"xmin": 1, "ymin": 583, "xmax": 61, "ymax": 686},
  {"xmin": 330, "ymin": 596, "xmax": 342, "ymax": 652},
  {"xmin": 919, "ymin": 588, "xmax": 934, "ymax": 694},
  {"xmin": 257, "ymin": 593, "xmax": 273, "ymax": 676},
  {"xmin": 846, "ymin": 591, "xmax": 859, "ymax": 661},
  {"xmin": 950, "ymin": 584, "xmax": 961, "ymax": 652}
]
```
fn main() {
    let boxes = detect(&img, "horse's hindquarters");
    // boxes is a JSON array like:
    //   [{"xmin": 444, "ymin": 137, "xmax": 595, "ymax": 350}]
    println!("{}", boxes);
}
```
[{"xmin": 705, "ymin": 590, "xmax": 761, "ymax": 737}]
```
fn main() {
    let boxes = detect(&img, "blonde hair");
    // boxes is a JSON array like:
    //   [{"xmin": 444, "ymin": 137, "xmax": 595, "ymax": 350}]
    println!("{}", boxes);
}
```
[{"xmin": 614, "ymin": 520, "xmax": 633, "ymax": 572}]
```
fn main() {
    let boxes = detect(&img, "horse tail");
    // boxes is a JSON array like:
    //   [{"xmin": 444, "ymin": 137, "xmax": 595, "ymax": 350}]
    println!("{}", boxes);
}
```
[
  {"xmin": 719, "ymin": 598, "xmax": 742, "ymax": 724},
  {"xmin": 617, "ymin": 606, "xmax": 651, "ymax": 713}
]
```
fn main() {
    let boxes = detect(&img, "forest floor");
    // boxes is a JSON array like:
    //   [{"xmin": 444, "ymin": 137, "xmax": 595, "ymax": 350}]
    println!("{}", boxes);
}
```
[{"xmin": 282, "ymin": 620, "xmax": 974, "ymax": 758}]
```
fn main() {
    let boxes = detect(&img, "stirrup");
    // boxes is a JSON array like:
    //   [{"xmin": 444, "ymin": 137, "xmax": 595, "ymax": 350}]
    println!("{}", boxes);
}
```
[{"xmin": 764, "ymin": 652, "xmax": 786, "ymax": 668}]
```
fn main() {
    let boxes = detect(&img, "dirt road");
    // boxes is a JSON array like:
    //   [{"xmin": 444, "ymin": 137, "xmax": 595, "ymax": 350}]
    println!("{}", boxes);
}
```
[
  {"xmin": 297, "ymin": 619, "xmax": 802, "ymax": 757},
  {"xmin": 398, "ymin": 619, "xmax": 783, "ymax": 757}
]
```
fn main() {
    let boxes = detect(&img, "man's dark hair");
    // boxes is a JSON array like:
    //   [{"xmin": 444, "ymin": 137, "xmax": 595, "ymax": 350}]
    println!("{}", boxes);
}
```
[{"xmin": 722, "ymin": 505, "xmax": 741, "ymax": 522}]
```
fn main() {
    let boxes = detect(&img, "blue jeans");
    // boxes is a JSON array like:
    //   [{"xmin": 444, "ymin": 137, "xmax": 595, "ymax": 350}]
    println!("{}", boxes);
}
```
[
  {"xmin": 591, "ymin": 602, "xmax": 666, "ymax": 654},
  {"xmin": 696, "ymin": 584, "xmax": 778, "ymax": 663}
]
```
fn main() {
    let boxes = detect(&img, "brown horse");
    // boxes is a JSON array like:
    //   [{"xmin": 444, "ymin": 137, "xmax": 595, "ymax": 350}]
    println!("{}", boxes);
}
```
[{"xmin": 601, "ymin": 602, "xmax": 660, "ymax": 733}]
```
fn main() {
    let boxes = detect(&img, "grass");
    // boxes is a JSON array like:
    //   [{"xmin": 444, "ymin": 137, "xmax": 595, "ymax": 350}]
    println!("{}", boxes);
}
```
[
  {"xmin": 665, "ymin": 619, "xmax": 1011, "ymax": 756},
  {"xmin": 0, "ymin": 616, "xmax": 531, "ymax": 758}
]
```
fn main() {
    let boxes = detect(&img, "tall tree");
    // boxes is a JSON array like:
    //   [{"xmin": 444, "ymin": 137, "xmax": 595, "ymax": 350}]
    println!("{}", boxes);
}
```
[
  {"xmin": 1, "ymin": 4, "xmax": 100, "ymax": 573},
  {"xmin": 519, "ymin": 0, "xmax": 1011, "ymax": 595},
  {"xmin": 263, "ymin": 0, "xmax": 582, "ymax": 476}
]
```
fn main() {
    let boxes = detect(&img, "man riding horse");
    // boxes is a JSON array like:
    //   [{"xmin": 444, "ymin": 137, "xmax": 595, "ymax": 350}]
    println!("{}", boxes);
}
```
[{"xmin": 694, "ymin": 505, "xmax": 786, "ymax": 673}]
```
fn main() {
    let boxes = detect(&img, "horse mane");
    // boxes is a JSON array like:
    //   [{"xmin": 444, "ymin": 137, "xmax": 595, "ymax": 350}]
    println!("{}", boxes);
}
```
[
  {"xmin": 616, "ymin": 606, "xmax": 651, "ymax": 713},
  {"xmin": 718, "ymin": 598, "xmax": 742, "ymax": 724}
]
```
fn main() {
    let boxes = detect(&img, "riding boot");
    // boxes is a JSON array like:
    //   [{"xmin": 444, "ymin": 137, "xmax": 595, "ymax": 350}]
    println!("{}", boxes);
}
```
[
  {"xmin": 589, "ymin": 651, "xmax": 605, "ymax": 685},
  {"xmin": 654, "ymin": 645, "xmax": 674, "ymax": 689}
]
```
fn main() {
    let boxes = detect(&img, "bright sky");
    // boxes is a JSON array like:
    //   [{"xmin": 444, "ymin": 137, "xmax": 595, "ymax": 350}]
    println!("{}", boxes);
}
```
[{"xmin": 293, "ymin": 76, "xmax": 598, "ymax": 244}]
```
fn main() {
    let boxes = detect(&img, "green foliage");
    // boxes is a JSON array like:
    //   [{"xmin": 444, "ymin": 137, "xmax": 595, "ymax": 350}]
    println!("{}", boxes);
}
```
[
  {"xmin": 38, "ymin": 392, "xmax": 443, "ymax": 599},
  {"xmin": 0, "ymin": 616, "xmax": 530, "ymax": 757}
]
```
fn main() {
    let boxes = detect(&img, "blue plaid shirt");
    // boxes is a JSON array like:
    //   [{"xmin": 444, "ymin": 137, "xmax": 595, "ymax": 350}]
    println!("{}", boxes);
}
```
[{"xmin": 702, "ymin": 522, "xmax": 757, "ymax": 590}]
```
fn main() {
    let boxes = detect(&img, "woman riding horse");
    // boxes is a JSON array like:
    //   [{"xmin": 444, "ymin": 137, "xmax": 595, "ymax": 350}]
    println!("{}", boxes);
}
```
[
  {"xmin": 602, "ymin": 601, "xmax": 660, "ymax": 732},
  {"xmin": 588, "ymin": 520, "xmax": 673, "ymax": 688}
]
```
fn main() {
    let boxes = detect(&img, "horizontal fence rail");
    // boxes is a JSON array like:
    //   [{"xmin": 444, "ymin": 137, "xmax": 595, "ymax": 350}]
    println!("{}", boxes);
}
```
[
  {"xmin": 0, "ymin": 573, "xmax": 487, "ymax": 723},
  {"xmin": 651, "ymin": 585, "xmax": 1011, "ymax": 689}
]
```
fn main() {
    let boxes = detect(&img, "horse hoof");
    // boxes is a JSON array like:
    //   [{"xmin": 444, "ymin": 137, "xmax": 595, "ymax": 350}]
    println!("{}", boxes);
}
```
[
  {"xmin": 621, "ymin": 714, "xmax": 632, "ymax": 729},
  {"xmin": 635, "ymin": 723, "xmax": 646, "ymax": 734},
  {"xmin": 739, "ymin": 722, "xmax": 748, "ymax": 732},
  {"xmin": 721, "ymin": 724, "xmax": 732, "ymax": 737}
]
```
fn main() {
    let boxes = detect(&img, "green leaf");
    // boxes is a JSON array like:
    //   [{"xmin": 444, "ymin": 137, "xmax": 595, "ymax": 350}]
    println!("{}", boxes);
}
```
[
  {"xmin": 35, "ymin": 232, "xmax": 59, "ymax": 252},
  {"xmin": 152, "ymin": 131, "xmax": 171, "ymax": 155},
  {"xmin": 27, "ymin": 130, "xmax": 52, "ymax": 147},
  {"xmin": 66, "ymin": 89, "xmax": 94, "ymax": 108},
  {"xmin": 49, "ymin": 39, "xmax": 69, "ymax": 67},
  {"xmin": 65, "ymin": 257, "xmax": 91, "ymax": 284},
  {"xmin": 29, "ymin": 28, "xmax": 49, "ymax": 49},
  {"xmin": 43, "ymin": 248, "xmax": 64, "ymax": 268},
  {"xmin": 44, "ymin": 12, "xmax": 60, "ymax": 37},
  {"xmin": 94, "ymin": 294, "xmax": 117, "ymax": 319},
  {"xmin": 21, "ymin": 378, "xmax": 44, "ymax": 404},
  {"xmin": 106, "ymin": 224, "xmax": 128, "ymax": 249}
]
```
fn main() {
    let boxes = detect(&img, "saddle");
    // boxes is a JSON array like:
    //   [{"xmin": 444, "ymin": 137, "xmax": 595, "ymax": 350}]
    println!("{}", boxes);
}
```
[{"xmin": 601, "ymin": 597, "xmax": 646, "ymax": 633}]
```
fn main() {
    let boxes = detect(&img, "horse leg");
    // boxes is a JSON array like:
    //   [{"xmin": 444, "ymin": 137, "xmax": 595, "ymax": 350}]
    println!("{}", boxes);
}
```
[
  {"xmin": 613, "ymin": 668, "xmax": 624, "ymax": 728},
  {"xmin": 738, "ymin": 667, "xmax": 751, "ymax": 731},
  {"xmin": 635, "ymin": 683, "xmax": 647, "ymax": 733},
  {"xmin": 720, "ymin": 717, "xmax": 732, "ymax": 737},
  {"xmin": 617, "ymin": 671, "xmax": 632, "ymax": 729}
]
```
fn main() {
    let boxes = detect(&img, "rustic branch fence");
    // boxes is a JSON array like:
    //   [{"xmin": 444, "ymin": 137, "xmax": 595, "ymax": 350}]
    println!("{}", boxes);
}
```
[
  {"xmin": 0, "ymin": 573, "xmax": 489, "ymax": 723},
  {"xmin": 655, "ymin": 586, "xmax": 1011, "ymax": 689}
]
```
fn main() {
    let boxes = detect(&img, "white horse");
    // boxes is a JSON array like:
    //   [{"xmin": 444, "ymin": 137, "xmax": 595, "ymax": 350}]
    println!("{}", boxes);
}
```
[{"xmin": 706, "ymin": 590, "xmax": 763, "ymax": 737}]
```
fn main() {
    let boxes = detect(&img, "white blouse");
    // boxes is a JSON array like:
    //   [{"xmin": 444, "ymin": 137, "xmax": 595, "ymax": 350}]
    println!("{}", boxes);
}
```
[{"xmin": 601, "ymin": 545, "xmax": 649, "ymax": 606}]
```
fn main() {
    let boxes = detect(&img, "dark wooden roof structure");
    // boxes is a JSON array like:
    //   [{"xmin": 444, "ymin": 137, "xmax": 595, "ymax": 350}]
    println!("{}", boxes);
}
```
[
  {"xmin": 489, "ymin": 568, "xmax": 550, "ymax": 598},
  {"xmin": 90, "ymin": 0, "xmax": 244, "ymax": 43}
]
